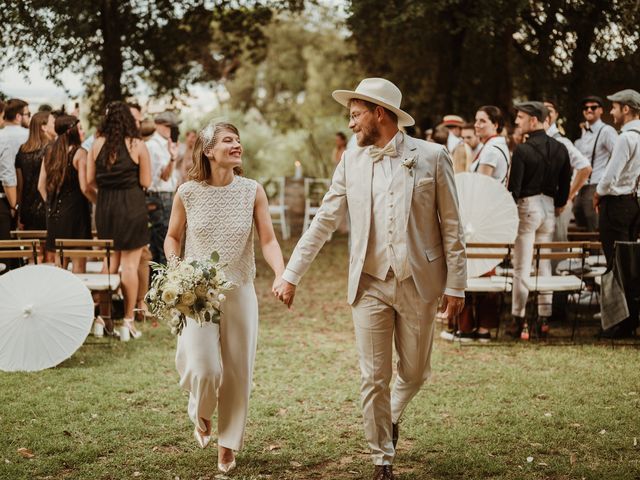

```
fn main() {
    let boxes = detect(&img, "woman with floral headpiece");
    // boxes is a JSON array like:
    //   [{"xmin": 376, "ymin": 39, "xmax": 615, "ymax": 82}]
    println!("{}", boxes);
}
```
[{"xmin": 164, "ymin": 121, "xmax": 285, "ymax": 473}]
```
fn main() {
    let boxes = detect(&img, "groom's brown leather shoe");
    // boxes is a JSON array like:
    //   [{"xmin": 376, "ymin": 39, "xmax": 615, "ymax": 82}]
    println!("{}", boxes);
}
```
[{"xmin": 372, "ymin": 465, "xmax": 395, "ymax": 480}]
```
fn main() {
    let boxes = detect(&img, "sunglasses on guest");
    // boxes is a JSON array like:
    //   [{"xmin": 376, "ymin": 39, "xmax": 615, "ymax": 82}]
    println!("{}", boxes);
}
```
[{"xmin": 582, "ymin": 105, "xmax": 600, "ymax": 112}]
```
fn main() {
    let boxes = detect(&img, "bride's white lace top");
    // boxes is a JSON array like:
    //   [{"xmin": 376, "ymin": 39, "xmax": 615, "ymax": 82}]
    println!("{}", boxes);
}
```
[{"xmin": 178, "ymin": 177, "xmax": 258, "ymax": 286}]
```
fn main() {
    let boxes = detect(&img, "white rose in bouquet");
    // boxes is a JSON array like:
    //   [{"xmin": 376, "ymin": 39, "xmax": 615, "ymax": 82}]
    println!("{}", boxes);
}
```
[
  {"xmin": 179, "ymin": 262, "xmax": 195, "ymax": 276},
  {"xmin": 181, "ymin": 291, "xmax": 197, "ymax": 307},
  {"xmin": 162, "ymin": 285, "xmax": 179, "ymax": 305},
  {"xmin": 218, "ymin": 293, "xmax": 226, "ymax": 302}
]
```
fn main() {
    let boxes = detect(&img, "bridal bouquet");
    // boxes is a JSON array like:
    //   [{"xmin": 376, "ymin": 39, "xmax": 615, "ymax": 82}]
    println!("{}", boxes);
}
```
[{"xmin": 145, "ymin": 252, "xmax": 234, "ymax": 336}]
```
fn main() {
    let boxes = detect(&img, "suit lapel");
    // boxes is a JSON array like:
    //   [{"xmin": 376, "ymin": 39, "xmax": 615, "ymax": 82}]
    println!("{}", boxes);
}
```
[{"xmin": 403, "ymin": 135, "xmax": 418, "ymax": 231}]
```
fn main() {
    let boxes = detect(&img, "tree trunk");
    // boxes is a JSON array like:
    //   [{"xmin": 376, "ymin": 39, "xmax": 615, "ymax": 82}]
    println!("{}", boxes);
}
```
[{"xmin": 100, "ymin": 0, "xmax": 124, "ymax": 106}]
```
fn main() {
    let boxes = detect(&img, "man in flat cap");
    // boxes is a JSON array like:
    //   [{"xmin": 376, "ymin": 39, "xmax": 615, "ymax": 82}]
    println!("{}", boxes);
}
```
[
  {"xmin": 594, "ymin": 89, "xmax": 640, "ymax": 338},
  {"xmin": 507, "ymin": 101, "xmax": 572, "ymax": 339},
  {"xmin": 442, "ymin": 114, "xmax": 465, "ymax": 152},
  {"xmin": 146, "ymin": 111, "xmax": 180, "ymax": 264},
  {"xmin": 574, "ymin": 95, "xmax": 618, "ymax": 232},
  {"xmin": 274, "ymin": 78, "xmax": 467, "ymax": 480}
]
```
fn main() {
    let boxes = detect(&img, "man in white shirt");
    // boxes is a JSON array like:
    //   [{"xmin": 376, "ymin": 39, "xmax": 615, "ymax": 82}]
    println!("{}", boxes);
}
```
[
  {"xmin": 145, "ymin": 111, "xmax": 179, "ymax": 264},
  {"xmin": 574, "ymin": 96, "xmax": 618, "ymax": 231},
  {"xmin": 543, "ymin": 101, "xmax": 592, "ymax": 241},
  {"xmin": 594, "ymin": 89, "xmax": 640, "ymax": 338},
  {"xmin": 0, "ymin": 98, "xmax": 30, "ymax": 242}
]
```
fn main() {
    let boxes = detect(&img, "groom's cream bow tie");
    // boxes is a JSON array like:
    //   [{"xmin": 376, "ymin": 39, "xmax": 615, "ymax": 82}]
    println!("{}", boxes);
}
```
[{"xmin": 368, "ymin": 142, "xmax": 397, "ymax": 162}]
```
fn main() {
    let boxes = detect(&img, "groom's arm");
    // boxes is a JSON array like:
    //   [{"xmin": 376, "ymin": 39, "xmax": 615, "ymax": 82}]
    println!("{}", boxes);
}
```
[
  {"xmin": 435, "ymin": 147, "xmax": 467, "ymax": 292},
  {"xmin": 281, "ymin": 155, "xmax": 349, "ymax": 286}
]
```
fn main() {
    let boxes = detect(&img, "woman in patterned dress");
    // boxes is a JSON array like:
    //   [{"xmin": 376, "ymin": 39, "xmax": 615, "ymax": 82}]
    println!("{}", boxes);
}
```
[{"xmin": 164, "ymin": 122, "xmax": 285, "ymax": 473}]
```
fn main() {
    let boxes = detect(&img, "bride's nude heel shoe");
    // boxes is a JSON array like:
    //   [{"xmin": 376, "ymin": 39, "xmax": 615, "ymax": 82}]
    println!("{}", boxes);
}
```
[
  {"xmin": 218, "ymin": 447, "xmax": 236, "ymax": 473},
  {"xmin": 193, "ymin": 426, "xmax": 211, "ymax": 449}
]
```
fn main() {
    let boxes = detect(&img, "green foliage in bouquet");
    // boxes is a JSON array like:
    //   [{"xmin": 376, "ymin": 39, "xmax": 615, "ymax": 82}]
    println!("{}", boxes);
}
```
[{"xmin": 145, "ymin": 252, "xmax": 234, "ymax": 335}]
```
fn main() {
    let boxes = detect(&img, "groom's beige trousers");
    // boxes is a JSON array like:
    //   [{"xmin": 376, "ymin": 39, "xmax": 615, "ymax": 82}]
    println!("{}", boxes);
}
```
[
  {"xmin": 352, "ymin": 270, "xmax": 438, "ymax": 465},
  {"xmin": 175, "ymin": 282, "xmax": 258, "ymax": 451}
]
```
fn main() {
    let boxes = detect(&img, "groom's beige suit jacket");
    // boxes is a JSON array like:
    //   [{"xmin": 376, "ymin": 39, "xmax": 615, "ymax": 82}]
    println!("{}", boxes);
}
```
[{"xmin": 282, "ymin": 134, "xmax": 467, "ymax": 304}]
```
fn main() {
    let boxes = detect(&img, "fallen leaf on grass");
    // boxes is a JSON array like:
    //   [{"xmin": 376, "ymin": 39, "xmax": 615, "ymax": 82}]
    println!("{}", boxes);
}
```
[
  {"xmin": 17, "ymin": 448, "xmax": 34, "ymax": 459},
  {"xmin": 267, "ymin": 444, "xmax": 280, "ymax": 451},
  {"xmin": 570, "ymin": 453, "xmax": 577, "ymax": 465},
  {"xmin": 526, "ymin": 456, "xmax": 534, "ymax": 463},
  {"xmin": 570, "ymin": 423, "xmax": 582, "ymax": 428},
  {"xmin": 544, "ymin": 412, "xmax": 552, "ymax": 417},
  {"xmin": 634, "ymin": 437, "xmax": 637, "ymax": 447},
  {"xmin": 4, "ymin": 459, "xmax": 11, "ymax": 464},
  {"xmin": 536, "ymin": 393, "xmax": 548, "ymax": 400},
  {"xmin": 599, "ymin": 429, "xmax": 606, "ymax": 435},
  {"xmin": 529, "ymin": 443, "xmax": 542, "ymax": 448},
  {"xmin": 538, "ymin": 462, "xmax": 548, "ymax": 466},
  {"xmin": 278, "ymin": 408, "xmax": 287, "ymax": 416},
  {"xmin": 133, "ymin": 472, "xmax": 141, "ymax": 477},
  {"xmin": 290, "ymin": 461, "xmax": 302, "ymax": 468}
]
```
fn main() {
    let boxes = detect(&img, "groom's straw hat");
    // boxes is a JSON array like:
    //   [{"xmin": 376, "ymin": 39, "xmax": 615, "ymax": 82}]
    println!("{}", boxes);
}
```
[{"xmin": 332, "ymin": 78, "xmax": 415, "ymax": 127}]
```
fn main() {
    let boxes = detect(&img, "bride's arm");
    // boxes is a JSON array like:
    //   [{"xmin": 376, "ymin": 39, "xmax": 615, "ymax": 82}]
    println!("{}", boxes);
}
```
[
  {"xmin": 164, "ymin": 193, "xmax": 186, "ymax": 259},
  {"xmin": 253, "ymin": 184, "xmax": 285, "ymax": 284}
]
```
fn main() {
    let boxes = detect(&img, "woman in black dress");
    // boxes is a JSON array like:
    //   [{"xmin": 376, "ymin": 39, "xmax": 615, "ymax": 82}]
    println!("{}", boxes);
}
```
[
  {"xmin": 16, "ymin": 111, "xmax": 55, "ymax": 231},
  {"xmin": 86, "ymin": 102, "xmax": 151, "ymax": 339},
  {"xmin": 37, "ymin": 115, "xmax": 94, "ymax": 271}
]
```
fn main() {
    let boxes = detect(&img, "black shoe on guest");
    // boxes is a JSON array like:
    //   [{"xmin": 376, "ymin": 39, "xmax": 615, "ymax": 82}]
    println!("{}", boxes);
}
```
[
  {"xmin": 392, "ymin": 422, "xmax": 399, "ymax": 449},
  {"xmin": 372, "ymin": 465, "xmax": 395, "ymax": 480},
  {"xmin": 599, "ymin": 325, "xmax": 635, "ymax": 339}
]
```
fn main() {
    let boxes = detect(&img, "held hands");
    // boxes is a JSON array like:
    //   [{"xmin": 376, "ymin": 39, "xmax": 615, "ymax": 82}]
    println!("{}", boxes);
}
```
[
  {"xmin": 439, "ymin": 294, "xmax": 465, "ymax": 320},
  {"xmin": 273, "ymin": 277, "xmax": 296, "ymax": 309}
]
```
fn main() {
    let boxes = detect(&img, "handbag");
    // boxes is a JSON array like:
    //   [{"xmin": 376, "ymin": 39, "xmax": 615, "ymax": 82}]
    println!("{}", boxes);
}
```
[{"xmin": 599, "ymin": 269, "xmax": 629, "ymax": 331}]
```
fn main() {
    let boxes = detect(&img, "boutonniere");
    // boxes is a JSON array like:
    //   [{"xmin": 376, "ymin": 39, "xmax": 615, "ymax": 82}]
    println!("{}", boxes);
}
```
[{"xmin": 401, "ymin": 156, "xmax": 417, "ymax": 176}]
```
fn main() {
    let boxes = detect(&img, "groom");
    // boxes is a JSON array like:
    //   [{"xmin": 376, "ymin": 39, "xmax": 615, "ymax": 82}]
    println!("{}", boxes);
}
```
[{"xmin": 274, "ymin": 78, "xmax": 466, "ymax": 480}]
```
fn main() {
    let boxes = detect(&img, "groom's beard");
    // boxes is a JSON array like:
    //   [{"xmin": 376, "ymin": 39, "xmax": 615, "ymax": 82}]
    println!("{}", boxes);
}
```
[{"xmin": 356, "ymin": 123, "xmax": 380, "ymax": 147}]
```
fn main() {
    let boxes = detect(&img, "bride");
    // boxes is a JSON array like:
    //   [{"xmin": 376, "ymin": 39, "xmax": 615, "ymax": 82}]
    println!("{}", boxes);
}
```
[{"xmin": 164, "ymin": 121, "xmax": 285, "ymax": 473}]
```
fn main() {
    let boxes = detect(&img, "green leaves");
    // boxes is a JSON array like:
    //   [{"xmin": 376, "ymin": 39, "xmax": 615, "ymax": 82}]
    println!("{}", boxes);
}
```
[{"xmin": 210, "ymin": 251, "xmax": 220, "ymax": 264}]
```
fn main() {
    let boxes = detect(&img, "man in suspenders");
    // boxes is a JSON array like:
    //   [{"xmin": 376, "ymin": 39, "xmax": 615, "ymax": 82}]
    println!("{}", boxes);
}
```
[
  {"xmin": 543, "ymin": 101, "xmax": 592, "ymax": 241},
  {"xmin": 594, "ymin": 89, "xmax": 640, "ymax": 338},
  {"xmin": 574, "ymin": 96, "xmax": 618, "ymax": 232}
]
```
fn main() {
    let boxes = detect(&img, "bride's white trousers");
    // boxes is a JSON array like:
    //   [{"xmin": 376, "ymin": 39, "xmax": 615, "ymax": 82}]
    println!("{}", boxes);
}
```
[{"xmin": 175, "ymin": 282, "xmax": 258, "ymax": 451}]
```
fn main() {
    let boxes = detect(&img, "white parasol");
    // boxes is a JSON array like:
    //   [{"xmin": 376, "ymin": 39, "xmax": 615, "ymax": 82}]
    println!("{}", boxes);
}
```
[
  {"xmin": 455, "ymin": 172, "xmax": 518, "ymax": 278},
  {"xmin": 0, "ymin": 265, "xmax": 94, "ymax": 372}
]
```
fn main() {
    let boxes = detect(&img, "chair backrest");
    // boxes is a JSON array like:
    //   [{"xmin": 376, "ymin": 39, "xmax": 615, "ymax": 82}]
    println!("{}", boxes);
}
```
[
  {"xmin": 532, "ymin": 241, "xmax": 590, "ymax": 262},
  {"xmin": 0, "ymin": 239, "xmax": 40, "ymax": 264},
  {"xmin": 567, "ymin": 231, "xmax": 600, "ymax": 242},
  {"xmin": 263, "ymin": 177, "xmax": 286, "ymax": 205},
  {"xmin": 10, "ymin": 230, "xmax": 47, "ymax": 240},
  {"xmin": 55, "ymin": 239, "xmax": 114, "ymax": 271},
  {"xmin": 304, "ymin": 178, "xmax": 331, "ymax": 207},
  {"xmin": 465, "ymin": 242, "xmax": 514, "ymax": 260}
]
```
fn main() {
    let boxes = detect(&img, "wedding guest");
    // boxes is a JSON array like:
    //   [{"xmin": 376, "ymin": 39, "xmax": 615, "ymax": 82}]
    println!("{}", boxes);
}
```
[
  {"xmin": 443, "ymin": 114, "xmax": 464, "ymax": 152},
  {"xmin": 165, "ymin": 121, "xmax": 285, "ymax": 473},
  {"xmin": 176, "ymin": 129, "xmax": 197, "ymax": 185},
  {"xmin": 332, "ymin": 131, "xmax": 348, "ymax": 165},
  {"xmin": 0, "ymin": 99, "xmax": 30, "ymax": 242},
  {"xmin": 594, "ymin": 89, "xmax": 640, "ymax": 338},
  {"xmin": 470, "ymin": 106, "xmax": 510, "ymax": 183},
  {"xmin": 507, "ymin": 101, "xmax": 571, "ymax": 339},
  {"xmin": 87, "ymin": 101, "xmax": 151, "ymax": 339},
  {"xmin": 543, "ymin": 100, "xmax": 592, "ymax": 242},
  {"xmin": 461, "ymin": 123, "xmax": 481, "ymax": 157},
  {"xmin": 37, "ymin": 115, "xmax": 93, "ymax": 270},
  {"xmin": 146, "ymin": 111, "xmax": 179, "ymax": 264},
  {"xmin": 431, "ymin": 124, "xmax": 449, "ymax": 146},
  {"xmin": 574, "ymin": 96, "xmax": 618, "ymax": 231},
  {"xmin": 16, "ymin": 111, "xmax": 56, "ymax": 231}
]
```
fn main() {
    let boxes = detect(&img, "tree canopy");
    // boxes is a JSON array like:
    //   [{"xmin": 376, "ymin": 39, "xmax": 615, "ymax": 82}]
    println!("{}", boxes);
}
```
[
  {"xmin": 346, "ymin": 0, "xmax": 640, "ymax": 136},
  {"xmin": 0, "ymin": 1, "xmax": 300, "ymax": 120}
]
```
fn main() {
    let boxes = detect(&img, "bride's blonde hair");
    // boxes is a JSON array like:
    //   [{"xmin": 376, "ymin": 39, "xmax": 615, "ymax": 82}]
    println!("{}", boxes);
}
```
[{"xmin": 188, "ymin": 121, "xmax": 243, "ymax": 181}]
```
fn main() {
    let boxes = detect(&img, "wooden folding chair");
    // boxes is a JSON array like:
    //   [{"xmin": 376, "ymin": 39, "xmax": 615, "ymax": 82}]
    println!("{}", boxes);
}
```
[
  {"xmin": 524, "ymin": 241, "xmax": 590, "ymax": 341},
  {"xmin": 463, "ymin": 242, "xmax": 514, "ymax": 341},
  {"xmin": 0, "ymin": 239, "xmax": 40, "ymax": 271},
  {"xmin": 55, "ymin": 239, "xmax": 120, "ymax": 324}
]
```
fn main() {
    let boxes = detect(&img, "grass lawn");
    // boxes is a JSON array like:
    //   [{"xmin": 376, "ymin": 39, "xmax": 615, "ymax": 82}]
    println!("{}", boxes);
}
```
[{"xmin": 1, "ymin": 235, "xmax": 639, "ymax": 480}]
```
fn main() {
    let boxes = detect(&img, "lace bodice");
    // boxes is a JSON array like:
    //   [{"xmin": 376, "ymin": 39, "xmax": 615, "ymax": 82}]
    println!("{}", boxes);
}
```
[{"xmin": 178, "ymin": 177, "xmax": 257, "ymax": 286}]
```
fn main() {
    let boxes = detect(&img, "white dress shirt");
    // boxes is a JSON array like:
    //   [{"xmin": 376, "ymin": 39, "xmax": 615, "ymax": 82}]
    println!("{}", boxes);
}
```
[
  {"xmin": 575, "ymin": 119, "xmax": 618, "ymax": 185},
  {"xmin": 447, "ymin": 131, "xmax": 462, "ymax": 153},
  {"xmin": 596, "ymin": 119, "xmax": 640, "ymax": 197},
  {"xmin": 0, "ymin": 125, "xmax": 28, "ymax": 187},
  {"xmin": 469, "ymin": 135, "xmax": 510, "ymax": 183},
  {"xmin": 146, "ymin": 132, "xmax": 177, "ymax": 192},
  {"xmin": 547, "ymin": 123, "xmax": 590, "ymax": 171}
]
